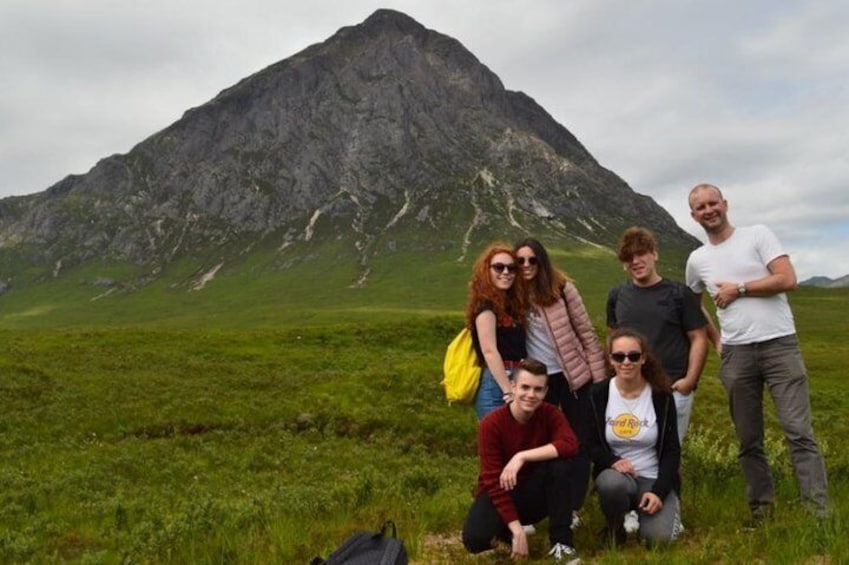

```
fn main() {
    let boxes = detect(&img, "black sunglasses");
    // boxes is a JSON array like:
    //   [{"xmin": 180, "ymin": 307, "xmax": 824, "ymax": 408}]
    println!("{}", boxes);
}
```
[
  {"xmin": 517, "ymin": 256, "xmax": 538, "ymax": 266},
  {"xmin": 610, "ymin": 351, "xmax": 643, "ymax": 363},
  {"xmin": 490, "ymin": 262, "xmax": 518, "ymax": 274}
]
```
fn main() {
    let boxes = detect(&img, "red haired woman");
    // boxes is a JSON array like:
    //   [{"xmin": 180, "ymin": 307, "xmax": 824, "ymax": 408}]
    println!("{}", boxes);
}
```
[{"xmin": 466, "ymin": 244, "xmax": 528, "ymax": 419}]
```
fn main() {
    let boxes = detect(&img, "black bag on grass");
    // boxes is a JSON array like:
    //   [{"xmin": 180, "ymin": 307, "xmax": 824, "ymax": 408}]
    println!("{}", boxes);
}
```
[{"xmin": 310, "ymin": 520, "xmax": 408, "ymax": 565}]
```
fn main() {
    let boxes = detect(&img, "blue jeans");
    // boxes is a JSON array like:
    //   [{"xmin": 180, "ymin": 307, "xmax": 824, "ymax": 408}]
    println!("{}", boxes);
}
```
[
  {"xmin": 475, "ymin": 368, "xmax": 510, "ymax": 420},
  {"xmin": 672, "ymin": 390, "xmax": 694, "ymax": 444},
  {"xmin": 720, "ymin": 334, "xmax": 829, "ymax": 514}
]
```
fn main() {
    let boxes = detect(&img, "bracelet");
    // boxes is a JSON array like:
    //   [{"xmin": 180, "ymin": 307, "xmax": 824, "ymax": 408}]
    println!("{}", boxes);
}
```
[{"xmin": 502, "ymin": 391, "xmax": 513, "ymax": 400}]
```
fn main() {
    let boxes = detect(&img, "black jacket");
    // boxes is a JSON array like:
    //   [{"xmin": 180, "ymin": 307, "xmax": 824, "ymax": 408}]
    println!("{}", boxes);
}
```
[{"xmin": 586, "ymin": 378, "xmax": 681, "ymax": 500}]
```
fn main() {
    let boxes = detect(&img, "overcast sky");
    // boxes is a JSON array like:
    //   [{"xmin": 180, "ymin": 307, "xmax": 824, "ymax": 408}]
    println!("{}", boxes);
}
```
[{"xmin": 2, "ymin": 0, "xmax": 847, "ymax": 279}]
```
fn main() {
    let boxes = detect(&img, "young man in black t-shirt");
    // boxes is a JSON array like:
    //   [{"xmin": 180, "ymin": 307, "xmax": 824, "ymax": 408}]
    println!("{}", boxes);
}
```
[{"xmin": 607, "ymin": 227, "xmax": 709, "ymax": 442}]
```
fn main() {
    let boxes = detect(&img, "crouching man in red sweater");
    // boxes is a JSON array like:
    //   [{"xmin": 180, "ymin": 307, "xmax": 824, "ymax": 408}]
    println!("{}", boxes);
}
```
[{"xmin": 462, "ymin": 359, "xmax": 582, "ymax": 563}]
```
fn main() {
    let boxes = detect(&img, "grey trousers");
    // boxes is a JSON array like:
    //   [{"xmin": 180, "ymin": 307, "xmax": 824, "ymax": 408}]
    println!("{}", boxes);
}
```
[
  {"xmin": 720, "ymin": 334, "xmax": 829, "ymax": 514},
  {"xmin": 595, "ymin": 469, "xmax": 680, "ymax": 543}
]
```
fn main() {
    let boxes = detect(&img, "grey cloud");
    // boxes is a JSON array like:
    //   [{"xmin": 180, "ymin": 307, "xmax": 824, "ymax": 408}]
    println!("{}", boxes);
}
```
[{"xmin": 0, "ymin": 0, "xmax": 846, "ymax": 278}]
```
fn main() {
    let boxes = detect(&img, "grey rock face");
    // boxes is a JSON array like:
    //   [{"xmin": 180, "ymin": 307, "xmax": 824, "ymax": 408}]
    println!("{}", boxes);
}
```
[{"xmin": 0, "ymin": 9, "xmax": 696, "ymax": 279}]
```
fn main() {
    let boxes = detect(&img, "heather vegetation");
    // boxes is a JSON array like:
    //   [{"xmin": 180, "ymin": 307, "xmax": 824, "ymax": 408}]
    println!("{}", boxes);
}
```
[{"xmin": 1, "ymin": 253, "xmax": 847, "ymax": 563}]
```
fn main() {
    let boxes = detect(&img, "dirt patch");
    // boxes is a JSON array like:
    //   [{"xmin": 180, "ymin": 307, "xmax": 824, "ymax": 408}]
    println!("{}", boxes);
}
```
[{"xmin": 415, "ymin": 531, "xmax": 510, "ymax": 564}]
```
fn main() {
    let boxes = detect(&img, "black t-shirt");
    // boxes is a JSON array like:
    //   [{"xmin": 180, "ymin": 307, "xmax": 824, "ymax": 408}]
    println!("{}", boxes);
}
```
[
  {"xmin": 471, "ymin": 302, "xmax": 526, "ymax": 365},
  {"xmin": 606, "ymin": 279, "xmax": 706, "ymax": 380}
]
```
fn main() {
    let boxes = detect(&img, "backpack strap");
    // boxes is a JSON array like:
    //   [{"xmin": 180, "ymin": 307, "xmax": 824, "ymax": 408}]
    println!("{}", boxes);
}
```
[{"xmin": 380, "ymin": 520, "xmax": 398, "ymax": 538}]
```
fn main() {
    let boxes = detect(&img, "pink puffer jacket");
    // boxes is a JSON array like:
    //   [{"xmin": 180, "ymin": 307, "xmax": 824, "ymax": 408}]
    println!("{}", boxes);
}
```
[{"xmin": 538, "ymin": 282, "xmax": 607, "ymax": 391}]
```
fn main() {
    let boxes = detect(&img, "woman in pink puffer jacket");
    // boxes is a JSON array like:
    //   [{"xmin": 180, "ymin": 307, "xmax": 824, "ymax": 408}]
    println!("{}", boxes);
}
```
[{"xmin": 514, "ymin": 237, "xmax": 607, "ymax": 525}]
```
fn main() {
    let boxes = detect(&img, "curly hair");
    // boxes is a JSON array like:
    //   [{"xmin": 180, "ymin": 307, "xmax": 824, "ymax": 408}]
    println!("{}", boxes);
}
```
[
  {"xmin": 513, "ymin": 237, "xmax": 572, "ymax": 307},
  {"xmin": 465, "ymin": 243, "xmax": 528, "ymax": 328},
  {"xmin": 606, "ymin": 327, "xmax": 671, "ymax": 394},
  {"xmin": 616, "ymin": 226, "xmax": 657, "ymax": 262}
]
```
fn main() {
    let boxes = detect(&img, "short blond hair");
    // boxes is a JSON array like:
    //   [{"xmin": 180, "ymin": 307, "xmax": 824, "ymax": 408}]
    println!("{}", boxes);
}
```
[{"xmin": 688, "ymin": 183, "xmax": 724, "ymax": 208}]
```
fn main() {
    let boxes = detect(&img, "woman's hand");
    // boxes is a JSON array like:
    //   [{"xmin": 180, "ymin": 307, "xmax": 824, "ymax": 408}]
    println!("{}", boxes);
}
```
[
  {"xmin": 639, "ymin": 492, "xmax": 663, "ymax": 515},
  {"xmin": 611, "ymin": 458, "xmax": 636, "ymax": 478}
]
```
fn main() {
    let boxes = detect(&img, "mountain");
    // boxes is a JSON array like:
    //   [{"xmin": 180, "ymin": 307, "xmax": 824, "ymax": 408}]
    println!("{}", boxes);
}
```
[
  {"xmin": 0, "ymin": 9, "xmax": 697, "ymax": 302},
  {"xmin": 800, "ymin": 275, "xmax": 849, "ymax": 289}
]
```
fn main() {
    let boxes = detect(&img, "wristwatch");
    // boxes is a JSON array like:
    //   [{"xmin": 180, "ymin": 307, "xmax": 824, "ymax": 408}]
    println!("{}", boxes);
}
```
[{"xmin": 737, "ymin": 283, "xmax": 748, "ymax": 296}]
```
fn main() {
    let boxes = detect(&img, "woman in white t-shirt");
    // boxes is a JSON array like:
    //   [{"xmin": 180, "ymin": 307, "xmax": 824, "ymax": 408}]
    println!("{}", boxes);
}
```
[{"xmin": 587, "ymin": 328, "xmax": 682, "ymax": 547}]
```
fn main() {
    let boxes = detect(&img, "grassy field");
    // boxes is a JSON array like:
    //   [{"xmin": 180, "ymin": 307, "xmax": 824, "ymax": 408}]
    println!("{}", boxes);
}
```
[
  {"xmin": 0, "ymin": 236, "xmax": 625, "ymax": 330},
  {"xmin": 1, "ymin": 255, "xmax": 847, "ymax": 562}
]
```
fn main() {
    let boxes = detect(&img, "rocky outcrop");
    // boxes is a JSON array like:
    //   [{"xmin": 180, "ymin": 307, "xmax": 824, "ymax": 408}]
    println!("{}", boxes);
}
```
[{"xmin": 0, "ymin": 9, "xmax": 697, "ymax": 281}]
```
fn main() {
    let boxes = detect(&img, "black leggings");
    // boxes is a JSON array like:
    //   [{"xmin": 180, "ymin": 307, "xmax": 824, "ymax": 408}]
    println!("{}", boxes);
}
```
[{"xmin": 545, "ymin": 375, "xmax": 592, "ymax": 511}]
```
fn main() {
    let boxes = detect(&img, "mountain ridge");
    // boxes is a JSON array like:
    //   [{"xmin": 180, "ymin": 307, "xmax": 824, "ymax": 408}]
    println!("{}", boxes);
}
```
[
  {"xmin": 0, "ymin": 8, "xmax": 697, "ymax": 301},
  {"xmin": 800, "ymin": 274, "xmax": 849, "ymax": 289}
]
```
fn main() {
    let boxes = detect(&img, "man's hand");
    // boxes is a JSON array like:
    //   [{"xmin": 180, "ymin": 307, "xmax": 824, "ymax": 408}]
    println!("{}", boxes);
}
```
[
  {"xmin": 639, "ymin": 492, "xmax": 663, "ymax": 515},
  {"xmin": 671, "ymin": 375, "xmax": 697, "ymax": 395},
  {"xmin": 500, "ymin": 453, "xmax": 525, "ymax": 491},
  {"xmin": 508, "ymin": 521, "xmax": 529, "ymax": 559},
  {"xmin": 712, "ymin": 281, "xmax": 740, "ymax": 309}
]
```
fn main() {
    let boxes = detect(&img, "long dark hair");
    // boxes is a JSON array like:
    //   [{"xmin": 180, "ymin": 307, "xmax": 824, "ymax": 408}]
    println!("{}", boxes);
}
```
[
  {"xmin": 606, "ymin": 327, "xmax": 671, "ymax": 394},
  {"xmin": 513, "ymin": 237, "xmax": 571, "ymax": 307}
]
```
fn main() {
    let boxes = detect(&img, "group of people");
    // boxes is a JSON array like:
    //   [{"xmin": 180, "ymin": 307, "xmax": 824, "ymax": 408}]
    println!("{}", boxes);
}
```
[{"xmin": 459, "ymin": 183, "xmax": 830, "ymax": 563}]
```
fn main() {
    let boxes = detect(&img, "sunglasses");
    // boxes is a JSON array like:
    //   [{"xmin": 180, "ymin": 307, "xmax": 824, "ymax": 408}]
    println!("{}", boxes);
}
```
[
  {"xmin": 517, "ymin": 256, "xmax": 538, "ymax": 266},
  {"xmin": 610, "ymin": 351, "xmax": 643, "ymax": 363},
  {"xmin": 490, "ymin": 262, "xmax": 518, "ymax": 274}
]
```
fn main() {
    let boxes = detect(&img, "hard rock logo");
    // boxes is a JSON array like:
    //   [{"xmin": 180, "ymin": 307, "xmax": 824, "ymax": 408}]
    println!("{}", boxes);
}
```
[{"xmin": 611, "ymin": 413, "xmax": 642, "ymax": 439}]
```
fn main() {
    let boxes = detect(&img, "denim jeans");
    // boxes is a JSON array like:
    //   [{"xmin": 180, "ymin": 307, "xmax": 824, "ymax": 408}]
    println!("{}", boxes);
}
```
[
  {"xmin": 672, "ymin": 390, "xmax": 694, "ymax": 444},
  {"xmin": 475, "ymin": 368, "xmax": 510, "ymax": 420},
  {"xmin": 719, "ymin": 334, "xmax": 829, "ymax": 514}
]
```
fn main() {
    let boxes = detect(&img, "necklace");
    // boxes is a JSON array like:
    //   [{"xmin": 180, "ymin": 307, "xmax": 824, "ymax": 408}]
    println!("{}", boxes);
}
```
[{"xmin": 614, "ymin": 380, "xmax": 647, "ymax": 414}]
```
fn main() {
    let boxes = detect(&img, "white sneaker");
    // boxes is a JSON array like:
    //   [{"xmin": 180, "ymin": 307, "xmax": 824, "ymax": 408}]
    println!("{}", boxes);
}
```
[
  {"xmin": 623, "ymin": 510, "xmax": 640, "ymax": 534},
  {"xmin": 672, "ymin": 513, "xmax": 685, "ymax": 540},
  {"xmin": 522, "ymin": 524, "xmax": 536, "ymax": 536},
  {"xmin": 548, "ymin": 542, "xmax": 581, "ymax": 563},
  {"xmin": 570, "ymin": 512, "xmax": 583, "ymax": 530}
]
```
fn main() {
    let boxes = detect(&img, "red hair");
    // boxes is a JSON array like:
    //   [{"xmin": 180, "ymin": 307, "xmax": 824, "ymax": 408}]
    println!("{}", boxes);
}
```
[{"xmin": 465, "ymin": 243, "xmax": 528, "ymax": 328}]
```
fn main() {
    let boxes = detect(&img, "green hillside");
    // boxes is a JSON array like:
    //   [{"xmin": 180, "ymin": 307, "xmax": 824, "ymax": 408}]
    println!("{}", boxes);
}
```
[{"xmin": 0, "ymin": 235, "xmax": 667, "ymax": 330}]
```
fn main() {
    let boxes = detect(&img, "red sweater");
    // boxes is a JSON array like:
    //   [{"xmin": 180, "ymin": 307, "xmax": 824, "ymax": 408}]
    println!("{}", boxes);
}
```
[{"xmin": 474, "ymin": 403, "xmax": 578, "ymax": 524}]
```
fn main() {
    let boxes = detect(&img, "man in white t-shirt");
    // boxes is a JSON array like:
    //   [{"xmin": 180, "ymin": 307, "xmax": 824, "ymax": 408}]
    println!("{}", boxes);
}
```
[{"xmin": 685, "ymin": 183, "xmax": 829, "ymax": 523}]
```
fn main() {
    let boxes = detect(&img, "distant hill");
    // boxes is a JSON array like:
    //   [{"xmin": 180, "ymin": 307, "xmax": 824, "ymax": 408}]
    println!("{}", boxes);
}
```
[
  {"xmin": 0, "ymin": 9, "xmax": 699, "ymax": 326},
  {"xmin": 800, "ymin": 274, "xmax": 849, "ymax": 289}
]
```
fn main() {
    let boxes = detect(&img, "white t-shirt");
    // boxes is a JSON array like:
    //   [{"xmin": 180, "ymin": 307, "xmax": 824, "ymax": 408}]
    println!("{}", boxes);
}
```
[
  {"xmin": 605, "ymin": 378, "xmax": 659, "ymax": 479},
  {"xmin": 526, "ymin": 308, "xmax": 563, "ymax": 376},
  {"xmin": 685, "ymin": 224, "xmax": 796, "ymax": 345}
]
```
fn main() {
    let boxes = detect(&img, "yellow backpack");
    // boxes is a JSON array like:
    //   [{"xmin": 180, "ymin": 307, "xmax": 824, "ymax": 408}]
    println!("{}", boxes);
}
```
[{"xmin": 441, "ymin": 328, "xmax": 482, "ymax": 404}]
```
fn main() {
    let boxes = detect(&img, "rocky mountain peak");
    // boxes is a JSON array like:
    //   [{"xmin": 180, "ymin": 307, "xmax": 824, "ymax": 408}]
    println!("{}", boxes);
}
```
[
  {"xmin": 360, "ymin": 8, "xmax": 428, "ymax": 34},
  {"xmin": 0, "ymin": 10, "xmax": 697, "ymax": 289}
]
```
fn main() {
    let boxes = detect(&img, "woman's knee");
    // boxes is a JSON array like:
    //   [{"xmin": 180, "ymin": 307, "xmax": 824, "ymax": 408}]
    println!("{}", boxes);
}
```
[
  {"xmin": 595, "ymin": 469, "xmax": 634, "ymax": 496},
  {"xmin": 639, "ymin": 523, "xmax": 677, "ymax": 545},
  {"xmin": 639, "ymin": 495, "xmax": 680, "ymax": 544}
]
